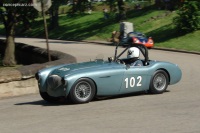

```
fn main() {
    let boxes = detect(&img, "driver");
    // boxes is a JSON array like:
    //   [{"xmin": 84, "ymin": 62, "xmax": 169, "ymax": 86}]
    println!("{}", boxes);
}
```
[{"xmin": 127, "ymin": 47, "xmax": 143, "ymax": 66}]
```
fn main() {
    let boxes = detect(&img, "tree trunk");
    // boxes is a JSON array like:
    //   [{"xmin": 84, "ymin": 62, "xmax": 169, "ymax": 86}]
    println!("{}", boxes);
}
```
[
  {"xmin": 117, "ymin": 0, "xmax": 126, "ymax": 21},
  {"xmin": 50, "ymin": 6, "xmax": 59, "ymax": 30},
  {"xmin": 3, "ymin": 20, "xmax": 16, "ymax": 66},
  {"xmin": 109, "ymin": 1, "xmax": 115, "ymax": 12},
  {"xmin": 118, "ymin": 0, "xmax": 125, "ymax": 11}
]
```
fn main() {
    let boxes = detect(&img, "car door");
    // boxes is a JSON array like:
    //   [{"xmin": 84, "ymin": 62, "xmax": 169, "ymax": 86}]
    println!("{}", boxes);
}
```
[
  {"xmin": 93, "ymin": 63, "xmax": 126, "ymax": 96},
  {"xmin": 120, "ymin": 65, "xmax": 149, "ymax": 94}
]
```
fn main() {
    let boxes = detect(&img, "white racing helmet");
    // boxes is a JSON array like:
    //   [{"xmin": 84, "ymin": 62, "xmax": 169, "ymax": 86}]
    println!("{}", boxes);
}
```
[{"xmin": 127, "ymin": 47, "xmax": 140, "ymax": 59}]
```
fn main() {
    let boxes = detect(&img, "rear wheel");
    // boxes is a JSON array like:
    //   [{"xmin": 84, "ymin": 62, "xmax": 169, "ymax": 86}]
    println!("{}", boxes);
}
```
[
  {"xmin": 149, "ymin": 70, "xmax": 169, "ymax": 94},
  {"xmin": 70, "ymin": 78, "xmax": 96, "ymax": 104}
]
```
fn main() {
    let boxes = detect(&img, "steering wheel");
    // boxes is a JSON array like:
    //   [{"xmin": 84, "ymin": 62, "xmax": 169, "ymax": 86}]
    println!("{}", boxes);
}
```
[{"xmin": 116, "ymin": 59, "xmax": 125, "ymax": 64}]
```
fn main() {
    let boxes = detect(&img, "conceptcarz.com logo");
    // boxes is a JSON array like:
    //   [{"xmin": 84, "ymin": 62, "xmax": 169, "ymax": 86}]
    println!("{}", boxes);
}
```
[{"xmin": 3, "ymin": 3, "xmax": 37, "ymax": 7}]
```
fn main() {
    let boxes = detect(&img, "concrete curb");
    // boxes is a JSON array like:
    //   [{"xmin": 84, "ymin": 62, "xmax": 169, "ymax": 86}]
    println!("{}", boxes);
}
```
[
  {"xmin": 0, "ymin": 78, "xmax": 38, "ymax": 99},
  {"xmin": 152, "ymin": 47, "xmax": 200, "ymax": 55}
]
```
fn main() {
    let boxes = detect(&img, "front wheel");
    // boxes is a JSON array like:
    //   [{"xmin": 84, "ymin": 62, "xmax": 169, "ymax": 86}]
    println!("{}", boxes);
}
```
[
  {"xmin": 69, "ymin": 78, "xmax": 96, "ymax": 104},
  {"xmin": 149, "ymin": 70, "xmax": 169, "ymax": 94}
]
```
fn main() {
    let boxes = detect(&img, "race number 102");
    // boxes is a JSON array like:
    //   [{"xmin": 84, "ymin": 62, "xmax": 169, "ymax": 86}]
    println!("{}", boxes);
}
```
[{"xmin": 124, "ymin": 76, "xmax": 142, "ymax": 89}]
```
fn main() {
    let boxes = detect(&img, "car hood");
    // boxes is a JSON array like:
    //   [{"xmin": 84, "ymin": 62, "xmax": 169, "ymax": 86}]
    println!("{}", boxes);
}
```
[{"xmin": 50, "ymin": 60, "xmax": 119, "ymax": 77}]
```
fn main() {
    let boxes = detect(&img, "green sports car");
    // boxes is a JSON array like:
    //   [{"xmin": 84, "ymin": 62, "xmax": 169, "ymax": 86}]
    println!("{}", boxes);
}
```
[{"xmin": 35, "ymin": 43, "xmax": 182, "ymax": 104}]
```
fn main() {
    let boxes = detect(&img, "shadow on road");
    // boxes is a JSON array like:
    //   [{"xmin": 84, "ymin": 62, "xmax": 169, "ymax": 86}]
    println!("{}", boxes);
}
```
[
  {"xmin": 14, "ymin": 91, "xmax": 170, "ymax": 106},
  {"xmin": 14, "ymin": 99, "xmax": 73, "ymax": 106}
]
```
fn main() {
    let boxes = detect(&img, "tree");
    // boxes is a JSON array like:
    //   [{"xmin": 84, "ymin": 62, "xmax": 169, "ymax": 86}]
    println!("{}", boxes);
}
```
[
  {"xmin": 71, "ymin": 0, "xmax": 91, "ymax": 14},
  {"xmin": 117, "ymin": 0, "xmax": 126, "ymax": 21},
  {"xmin": 49, "ymin": 0, "xmax": 67, "ymax": 30},
  {"xmin": 0, "ymin": 0, "xmax": 38, "ymax": 66},
  {"xmin": 105, "ymin": 0, "xmax": 126, "ymax": 21},
  {"xmin": 173, "ymin": 1, "xmax": 200, "ymax": 33},
  {"xmin": 49, "ymin": 0, "xmax": 92, "ymax": 29},
  {"xmin": 18, "ymin": 4, "xmax": 38, "ymax": 32},
  {"xmin": 105, "ymin": 0, "xmax": 116, "ymax": 12}
]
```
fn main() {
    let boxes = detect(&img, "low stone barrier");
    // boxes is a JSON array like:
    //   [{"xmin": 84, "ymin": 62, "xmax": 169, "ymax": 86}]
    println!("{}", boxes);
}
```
[
  {"xmin": 0, "ymin": 78, "xmax": 38, "ymax": 99},
  {"xmin": 0, "ymin": 39, "xmax": 77, "ymax": 99}
]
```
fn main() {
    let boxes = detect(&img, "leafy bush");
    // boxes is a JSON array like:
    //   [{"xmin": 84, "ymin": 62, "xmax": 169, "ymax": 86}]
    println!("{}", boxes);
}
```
[{"xmin": 174, "ymin": 1, "xmax": 200, "ymax": 33}]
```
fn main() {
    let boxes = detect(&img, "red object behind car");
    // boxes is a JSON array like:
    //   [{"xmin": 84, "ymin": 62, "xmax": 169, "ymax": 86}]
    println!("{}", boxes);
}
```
[{"xmin": 132, "ymin": 36, "xmax": 154, "ymax": 48}]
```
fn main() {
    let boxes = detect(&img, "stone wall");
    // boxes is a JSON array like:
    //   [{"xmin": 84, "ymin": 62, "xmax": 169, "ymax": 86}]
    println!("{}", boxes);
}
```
[
  {"xmin": 0, "ymin": 39, "xmax": 77, "ymax": 98},
  {"xmin": 0, "ymin": 78, "xmax": 38, "ymax": 99}
]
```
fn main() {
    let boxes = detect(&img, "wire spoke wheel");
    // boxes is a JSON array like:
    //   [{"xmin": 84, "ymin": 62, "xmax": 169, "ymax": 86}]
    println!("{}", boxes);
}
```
[
  {"xmin": 149, "ymin": 70, "xmax": 169, "ymax": 94},
  {"xmin": 70, "ymin": 78, "xmax": 96, "ymax": 104},
  {"xmin": 153, "ymin": 73, "xmax": 167, "ymax": 91},
  {"xmin": 75, "ymin": 81, "xmax": 92, "ymax": 101}
]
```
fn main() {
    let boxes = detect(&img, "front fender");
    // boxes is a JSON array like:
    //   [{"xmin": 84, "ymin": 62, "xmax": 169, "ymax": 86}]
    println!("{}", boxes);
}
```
[
  {"xmin": 63, "ymin": 67, "xmax": 125, "ymax": 96},
  {"xmin": 37, "ymin": 64, "xmax": 67, "ymax": 92}
]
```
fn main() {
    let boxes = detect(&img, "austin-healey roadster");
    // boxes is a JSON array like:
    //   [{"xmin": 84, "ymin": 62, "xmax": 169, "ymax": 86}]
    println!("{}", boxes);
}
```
[{"xmin": 35, "ymin": 43, "xmax": 182, "ymax": 104}]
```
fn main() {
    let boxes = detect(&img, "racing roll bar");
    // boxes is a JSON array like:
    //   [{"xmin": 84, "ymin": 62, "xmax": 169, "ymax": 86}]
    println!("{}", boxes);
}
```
[{"xmin": 114, "ymin": 41, "xmax": 149, "ymax": 66}]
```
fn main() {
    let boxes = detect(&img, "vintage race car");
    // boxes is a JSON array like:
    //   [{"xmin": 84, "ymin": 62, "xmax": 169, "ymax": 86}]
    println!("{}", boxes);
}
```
[
  {"xmin": 35, "ymin": 43, "xmax": 181, "ymax": 104},
  {"xmin": 120, "ymin": 32, "xmax": 154, "ymax": 48}
]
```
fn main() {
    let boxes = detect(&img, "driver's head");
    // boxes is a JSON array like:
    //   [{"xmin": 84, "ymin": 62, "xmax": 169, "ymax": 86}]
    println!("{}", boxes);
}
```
[{"xmin": 127, "ymin": 47, "xmax": 140, "ymax": 59}]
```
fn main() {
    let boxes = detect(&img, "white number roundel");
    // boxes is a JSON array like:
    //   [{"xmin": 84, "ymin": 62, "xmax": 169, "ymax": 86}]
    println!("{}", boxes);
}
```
[{"xmin": 125, "ymin": 76, "xmax": 142, "ymax": 89}]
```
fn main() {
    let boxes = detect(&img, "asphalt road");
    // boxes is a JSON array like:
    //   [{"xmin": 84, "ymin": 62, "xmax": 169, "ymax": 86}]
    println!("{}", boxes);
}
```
[{"xmin": 0, "ymin": 37, "xmax": 200, "ymax": 133}]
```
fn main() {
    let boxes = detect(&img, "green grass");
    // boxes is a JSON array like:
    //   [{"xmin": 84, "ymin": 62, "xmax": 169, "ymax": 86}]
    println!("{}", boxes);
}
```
[
  {"xmin": 0, "ymin": 7, "xmax": 200, "ymax": 52},
  {"xmin": 155, "ymin": 30, "xmax": 200, "ymax": 51},
  {"xmin": 16, "ymin": 12, "xmax": 118, "ymax": 40}
]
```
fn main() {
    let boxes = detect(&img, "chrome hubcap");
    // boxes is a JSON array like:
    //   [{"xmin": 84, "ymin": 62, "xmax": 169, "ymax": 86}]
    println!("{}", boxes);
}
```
[
  {"xmin": 75, "ymin": 81, "xmax": 92, "ymax": 101},
  {"xmin": 153, "ymin": 73, "xmax": 166, "ymax": 91}
]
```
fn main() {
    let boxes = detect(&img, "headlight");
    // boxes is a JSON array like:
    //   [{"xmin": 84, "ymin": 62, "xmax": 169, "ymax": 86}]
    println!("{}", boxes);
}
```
[{"xmin": 47, "ymin": 75, "xmax": 62, "ymax": 90}]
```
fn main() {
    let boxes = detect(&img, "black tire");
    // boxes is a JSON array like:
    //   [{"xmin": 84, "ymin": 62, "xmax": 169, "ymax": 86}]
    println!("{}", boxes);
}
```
[
  {"xmin": 69, "ymin": 78, "xmax": 96, "ymax": 104},
  {"xmin": 149, "ymin": 70, "xmax": 169, "ymax": 94},
  {"xmin": 40, "ymin": 91, "xmax": 60, "ymax": 103}
]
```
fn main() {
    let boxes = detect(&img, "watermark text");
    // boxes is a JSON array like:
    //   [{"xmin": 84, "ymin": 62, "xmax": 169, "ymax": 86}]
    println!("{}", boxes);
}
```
[{"xmin": 3, "ymin": 3, "xmax": 37, "ymax": 7}]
